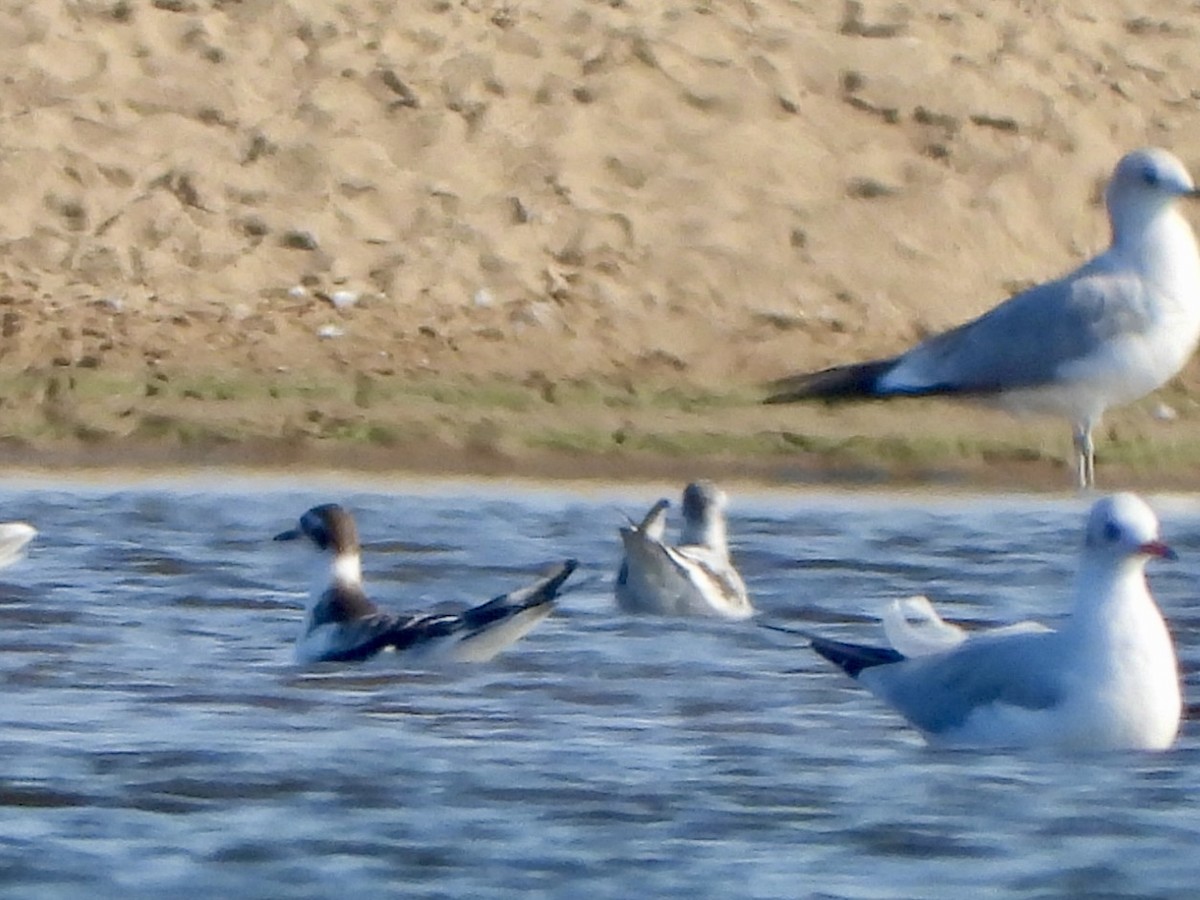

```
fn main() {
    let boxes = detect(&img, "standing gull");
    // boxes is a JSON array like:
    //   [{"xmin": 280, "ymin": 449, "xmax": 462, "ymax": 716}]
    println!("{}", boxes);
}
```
[
  {"xmin": 779, "ymin": 494, "xmax": 1181, "ymax": 751},
  {"xmin": 765, "ymin": 148, "xmax": 1200, "ymax": 487},
  {"xmin": 615, "ymin": 481, "xmax": 754, "ymax": 619},
  {"xmin": 275, "ymin": 503, "xmax": 577, "ymax": 664}
]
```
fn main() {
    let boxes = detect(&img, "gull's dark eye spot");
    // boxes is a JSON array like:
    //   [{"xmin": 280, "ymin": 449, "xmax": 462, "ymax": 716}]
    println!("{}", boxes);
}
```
[
  {"xmin": 311, "ymin": 525, "xmax": 330, "ymax": 550},
  {"xmin": 1142, "ymin": 164, "xmax": 1160, "ymax": 187},
  {"xmin": 300, "ymin": 511, "xmax": 331, "ymax": 550},
  {"xmin": 1103, "ymin": 520, "xmax": 1122, "ymax": 542}
]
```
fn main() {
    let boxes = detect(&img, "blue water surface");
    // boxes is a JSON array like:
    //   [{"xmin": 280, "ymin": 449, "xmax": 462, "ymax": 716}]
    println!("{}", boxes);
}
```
[{"xmin": 0, "ymin": 476, "xmax": 1196, "ymax": 899}]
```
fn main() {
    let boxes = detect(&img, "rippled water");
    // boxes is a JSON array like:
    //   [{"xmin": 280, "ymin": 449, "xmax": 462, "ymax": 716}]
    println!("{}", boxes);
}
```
[{"xmin": 1, "ymin": 477, "xmax": 1198, "ymax": 898}]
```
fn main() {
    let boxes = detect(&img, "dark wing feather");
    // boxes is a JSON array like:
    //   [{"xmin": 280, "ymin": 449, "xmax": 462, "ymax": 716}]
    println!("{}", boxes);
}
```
[
  {"xmin": 315, "ymin": 561, "xmax": 577, "ymax": 663},
  {"xmin": 765, "ymin": 358, "xmax": 898, "ymax": 402},
  {"xmin": 316, "ymin": 611, "xmax": 431, "ymax": 662},
  {"xmin": 808, "ymin": 634, "xmax": 906, "ymax": 678},
  {"xmin": 883, "ymin": 268, "xmax": 1149, "ymax": 394},
  {"xmin": 456, "ymin": 559, "xmax": 577, "ymax": 637}
]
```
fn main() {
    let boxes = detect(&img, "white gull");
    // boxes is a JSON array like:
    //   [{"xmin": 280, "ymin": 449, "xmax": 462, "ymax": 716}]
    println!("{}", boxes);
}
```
[
  {"xmin": 766, "ymin": 148, "xmax": 1200, "ymax": 488},
  {"xmin": 784, "ymin": 494, "xmax": 1181, "ymax": 751},
  {"xmin": 0, "ymin": 522, "xmax": 35, "ymax": 569},
  {"xmin": 880, "ymin": 594, "xmax": 1050, "ymax": 657},
  {"xmin": 615, "ymin": 481, "xmax": 754, "ymax": 619},
  {"xmin": 275, "ymin": 503, "xmax": 576, "ymax": 664}
]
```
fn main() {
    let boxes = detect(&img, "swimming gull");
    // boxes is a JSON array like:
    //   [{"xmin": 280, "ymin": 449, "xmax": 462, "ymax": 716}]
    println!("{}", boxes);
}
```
[
  {"xmin": 275, "ymin": 503, "xmax": 577, "ymax": 664},
  {"xmin": 615, "ymin": 481, "xmax": 754, "ymax": 619},
  {"xmin": 766, "ymin": 148, "xmax": 1200, "ymax": 488},
  {"xmin": 777, "ymin": 493, "xmax": 1181, "ymax": 751},
  {"xmin": 877, "ymin": 593, "xmax": 1053, "ymax": 658},
  {"xmin": 0, "ymin": 522, "xmax": 35, "ymax": 569}
]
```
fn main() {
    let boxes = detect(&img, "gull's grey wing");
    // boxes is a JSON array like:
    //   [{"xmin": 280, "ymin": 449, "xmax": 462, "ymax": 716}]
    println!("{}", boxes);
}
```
[
  {"xmin": 638, "ymin": 498, "xmax": 671, "ymax": 542},
  {"xmin": 618, "ymin": 529, "xmax": 749, "ymax": 615},
  {"xmin": 884, "ymin": 262, "xmax": 1151, "ymax": 395},
  {"xmin": 665, "ymin": 544, "xmax": 748, "ymax": 605},
  {"xmin": 767, "ymin": 260, "xmax": 1153, "ymax": 402},
  {"xmin": 617, "ymin": 500, "xmax": 670, "ymax": 596},
  {"xmin": 619, "ymin": 498, "xmax": 671, "ymax": 572},
  {"xmin": 861, "ymin": 630, "xmax": 1064, "ymax": 735}
]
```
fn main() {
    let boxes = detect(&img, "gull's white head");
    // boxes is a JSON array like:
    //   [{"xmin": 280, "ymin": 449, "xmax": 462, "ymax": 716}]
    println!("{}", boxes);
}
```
[
  {"xmin": 1083, "ymin": 493, "xmax": 1175, "ymax": 564},
  {"xmin": 1106, "ymin": 148, "xmax": 1198, "ymax": 238}
]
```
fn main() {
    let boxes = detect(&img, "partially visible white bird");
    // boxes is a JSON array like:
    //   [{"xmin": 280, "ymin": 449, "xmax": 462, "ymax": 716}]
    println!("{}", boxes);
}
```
[
  {"xmin": 766, "ymin": 148, "xmax": 1200, "ymax": 488},
  {"xmin": 275, "ymin": 504, "xmax": 576, "ymax": 664},
  {"xmin": 615, "ymin": 482, "xmax": 753, "ymax": 620},
  {"xmin": 785, "ymin": 494, "xmax": 1181, "ymax": 751},
  {"xmin": 0, "ymin": 522, "xmax": 35, "ymax": 569},
  {"xmin": 880, "ymin": 594, "xmax": 1050, "ymax": 658}
]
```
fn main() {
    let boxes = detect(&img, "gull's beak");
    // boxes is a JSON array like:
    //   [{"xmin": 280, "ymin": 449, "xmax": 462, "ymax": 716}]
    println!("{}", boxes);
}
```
[
  {"xmin": 1139, "ymin": 540, "xmax": 1177, "ymax": 561},
  {"xmin": 274, "ymin": 528, "xmax": 302, "ymax": 542}
]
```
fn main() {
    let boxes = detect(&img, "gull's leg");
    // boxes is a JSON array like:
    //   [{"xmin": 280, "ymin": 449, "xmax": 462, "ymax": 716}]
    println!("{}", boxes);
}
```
[{"xmin": 1072, "ymin": 421, "xmax": 1095, "ymax": 490}]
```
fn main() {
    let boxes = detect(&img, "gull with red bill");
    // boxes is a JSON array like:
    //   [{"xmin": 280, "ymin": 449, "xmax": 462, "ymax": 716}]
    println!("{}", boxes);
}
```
[{"xmin": 770, "ymin": 493, "xmax": 1181, "ymax": 751}]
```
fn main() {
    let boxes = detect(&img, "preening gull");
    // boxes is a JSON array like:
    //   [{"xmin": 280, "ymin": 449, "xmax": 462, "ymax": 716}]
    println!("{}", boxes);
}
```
[{"xmin": 616, "ymin": 481, "xmax": 754, "ymax": 619}]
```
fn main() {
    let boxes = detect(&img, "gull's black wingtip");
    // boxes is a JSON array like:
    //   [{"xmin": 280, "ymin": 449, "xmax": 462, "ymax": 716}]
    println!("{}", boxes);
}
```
[
  {"xmin": 808, "ymin": 634, "xmax": 905, "ymax": 679},
  {"xmin": 762, "ymin": 376, "xmax": 813, "ymax": 405},
  {"xmin": 759, "ymin": 622, "xmax": 905, "ymax": 678},
  {"xmin": 763, "ymin": 358, "xmax": 898, "ymax": 404},
  {"xmin": 550, "ymin": 558, "xmax": 579, "ymax": 591},
  {"xmin": 525, "ymin": 558, "xmax": 580, "ymax": 603}
]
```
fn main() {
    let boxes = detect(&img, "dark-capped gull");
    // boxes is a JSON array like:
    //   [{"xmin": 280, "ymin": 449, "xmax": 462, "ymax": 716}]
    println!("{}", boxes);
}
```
[
  {"xmin": 766, "ymin": 148, "xmax": 1200, "ymax": 488},
  {"xmin": 775, "ymin": 493, "xmax": 1181, "ymax": 751},
  {"xmin": 274, "ymin": 503, "xmax": 577, "ymax": 665},
  {"xmin": 615, "ymin": 481, "xmax": 753, "ymax": 619}
]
